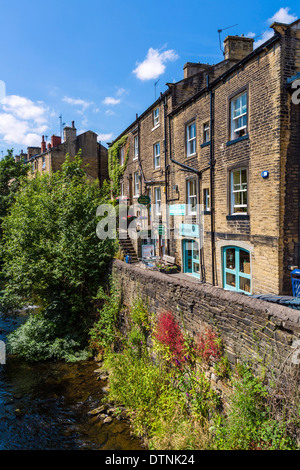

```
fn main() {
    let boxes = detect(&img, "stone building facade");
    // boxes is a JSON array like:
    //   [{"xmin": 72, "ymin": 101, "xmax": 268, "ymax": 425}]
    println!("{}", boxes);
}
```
[
  {"xmin": 113, "ymin": 20, "xmax": 300, "ymax": 296},
  {"xmin": 16, "ymin": 121, "xmax": 109, "ymax": 186}
]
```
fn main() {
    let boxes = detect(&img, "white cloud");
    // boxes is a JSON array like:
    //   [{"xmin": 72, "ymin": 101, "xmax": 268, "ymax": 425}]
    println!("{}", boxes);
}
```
[
  {"xmin": 97, "ymin": 132, "xmax": 113, "ymax": 142},
  {"xmin": 268, "ymin": 7, "xmax": 297, "ymax": 24},
  {"xmin": 133, "ymin": 47, "xmax": 179, "ymax": 81},
  {"xmin": 62, "ymin": 96, "xmax": 93, "ymax": 110},
  {"xmin": 246, "ymin": 32, "xmax": 256, "ymax": 38},
  {"xmin": 105, "ymin": 109, "xmax": 116, "ymax": 116},
  {"xmin": 115, "ymin": 87, "xmax": 128, "ymax": 97},
  {"xmin": 254, "ymin": 7, "xmax": 298, "ymax": 49},
  {"xmin": 0, "ymin": 94, "xmax": 49, "ymax": 148},
  {"xmin": 103, "ymin": 97, "xmax": 121, "ymax": 106},
  {"xmin": 254, "ymin": 30, "xmax": 275, "ymax": 48},
  {"xmin": 0, "ymin": 81, "xmax": 6, "ymax": 101},
  {"xmin": 2, "ymin": 95, "xmax": 47, "ymax": 124}
]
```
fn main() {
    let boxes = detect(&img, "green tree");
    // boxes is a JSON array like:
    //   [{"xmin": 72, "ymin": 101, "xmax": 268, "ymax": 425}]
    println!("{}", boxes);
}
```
[
  {"xmin": 1, "ymin": 153, "xmax": 117, "ymax": 361},
  {"xmin": 0, "ymin": 149, "xmax": 28, "ymax": 235}
]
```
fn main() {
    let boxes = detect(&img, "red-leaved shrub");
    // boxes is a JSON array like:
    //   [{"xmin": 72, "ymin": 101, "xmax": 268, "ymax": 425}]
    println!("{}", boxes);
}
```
[
  {"xmin": 153, "ymin": 311, "xmax": 184, "ymax": 363},
  {"xmin": 197, "ymin": 327, "xmax": 222, "ymax": 362}
]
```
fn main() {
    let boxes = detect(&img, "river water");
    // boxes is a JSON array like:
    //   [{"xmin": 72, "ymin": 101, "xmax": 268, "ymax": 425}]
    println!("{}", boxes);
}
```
[{"xmin": 0, "ymin": 313, "xmax": 143, "ymax": 450}]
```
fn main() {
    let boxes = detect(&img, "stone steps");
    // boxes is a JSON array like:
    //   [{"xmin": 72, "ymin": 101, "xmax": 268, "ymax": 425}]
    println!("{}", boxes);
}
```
[{"xmin": 118, "ymin": 237, "xmax": 139, "ymax": 263}]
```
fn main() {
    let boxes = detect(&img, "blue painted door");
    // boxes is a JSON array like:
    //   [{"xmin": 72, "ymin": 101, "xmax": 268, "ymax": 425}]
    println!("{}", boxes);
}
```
[{"xmin": 183, "ymin": 239, "xmax": 200, "ymax": 278}]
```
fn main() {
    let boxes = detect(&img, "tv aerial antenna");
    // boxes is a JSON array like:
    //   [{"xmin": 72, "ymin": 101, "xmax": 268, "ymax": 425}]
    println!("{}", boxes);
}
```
[
  {"xmin": 154, "ymin": 79, "xmax": 160, "ymax": 100},
  {"xmin": 218, "ymin": 24, "xmax": 238, "ymax": 56}
]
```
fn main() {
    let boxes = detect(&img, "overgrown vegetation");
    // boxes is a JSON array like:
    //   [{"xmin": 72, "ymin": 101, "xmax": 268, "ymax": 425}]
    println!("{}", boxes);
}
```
[
  {"xmin": 93, "ymin": 291, "xmax": 300, "ymax": 450},
  {"xmin": 2, "ymin": 152, "xmax": 117, "ymax": 361},
  {"xmin": 108, "ymin": 135, "xmax": 129, "ymax": 197}
]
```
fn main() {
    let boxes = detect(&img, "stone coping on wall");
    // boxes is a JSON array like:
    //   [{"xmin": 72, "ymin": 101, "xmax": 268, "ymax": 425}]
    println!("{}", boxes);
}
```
[{"xmin": 112, "ymin": 259, "xmax": 300, "ymax": 328}]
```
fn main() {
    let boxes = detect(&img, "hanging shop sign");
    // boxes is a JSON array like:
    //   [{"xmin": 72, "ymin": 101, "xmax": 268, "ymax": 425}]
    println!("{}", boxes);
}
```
[{"xmin": 138, "ymin": 195, "xmax": 151, "ymax": 205}]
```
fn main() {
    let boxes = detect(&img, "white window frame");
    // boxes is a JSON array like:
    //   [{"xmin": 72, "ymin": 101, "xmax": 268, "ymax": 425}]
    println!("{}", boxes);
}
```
[
  {"xmin": 134, "ymin": 171, "xmax": 140, "ymax": 197},
  {"xmin": 187, "ymin": 179, "xmax": 197, "ymax": 215},
  {"xmin": 153, "ymin": 142, "xmax": 160, "ymax": 169},
  {"xmin": 203, "ymin": 122, "xmax": 210, "ymax": 143},
  {"xmin": 230, "ymin": 92, "xmax": 247, "ymax": 141},
  {"xmin": 153, "ymin": 107, "xmax": 160, "ymax": 128},
  {"xmin": 154, "ymin": 187, "xmax": 161, "ymax": 216},
  {"xmin": 186, "ymin": 122, "xmax": 196, "ymax": 157},
  {"xmin": 230, "ymin": 168, "xmax": 247, "ymax": 214},
  {"xmin": 134, "ymin": 135, "xmax": 139, "ymax": 160}
]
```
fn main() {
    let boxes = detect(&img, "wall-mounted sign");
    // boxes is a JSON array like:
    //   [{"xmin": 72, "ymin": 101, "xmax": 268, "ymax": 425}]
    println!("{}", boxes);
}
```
[
  {"xmin": 138, "ymin": 195, "xmax": 151, "ymax": 205},
  {"xmin": 179, "ymin": 223, "xmax": 199, "ymax": 238},
  {"xmin": 142, "ymin": 244, "xmax": 155, "ymax": 258},
  {"xmin": 169, "ymin": 204, "xmax": 186, "ymax": 216},
  {"xmin": 261, "ymin": 171, "xmax": 269, "ymax": 179},
  {"xmin": 157, "ymin": 225, "xmax": 165, "ymax": 236}
]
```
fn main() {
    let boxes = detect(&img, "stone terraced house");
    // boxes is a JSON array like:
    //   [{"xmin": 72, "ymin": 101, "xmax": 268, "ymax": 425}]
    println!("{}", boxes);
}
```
[
  {"xmin": 15, "ymin": 121, "xmax": 109, "ymax": 186},
  {"xmin": 111, "ymin": 18, "xmax": 300, "ymax": 297}
]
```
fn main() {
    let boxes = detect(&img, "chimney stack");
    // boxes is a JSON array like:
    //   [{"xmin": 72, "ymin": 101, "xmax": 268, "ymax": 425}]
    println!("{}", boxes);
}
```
[
  {"xmin": 41, "ymin": 135, "xmax": 46, "ymax": 153},
  {"xmin": 183, "ymin": 62, "xmax": 212, "ymax": 79},
  {"xmin": 51, "ymin": 135, "xmax": 61, "ymax": 148},
  {"xmin": 63, "ymin": 121, "xmax": 77, "ymax": 142},
  {"xmin": 224, "ymin": 35, "xmax": 254, "ymax": 62}
]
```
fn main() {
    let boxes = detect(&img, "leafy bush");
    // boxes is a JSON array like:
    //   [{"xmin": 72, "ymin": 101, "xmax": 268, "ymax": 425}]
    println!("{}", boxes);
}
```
[
  {"xmin": 197, "ymin": 327, "xmax": 223, "ymax": 363},
  {"xmin": 211, "ymin": 365, "xmax": 297, "ymax": 450},
  {"xmin": 7, "ymin": 313, "xmax": 91, "ymax": 362},
  {"xmin": 153, "ymin": 311, "xmax": 185, "ymax": 364},
  {"xmin": 2, "ymin": 153, "xmax": 116, "ymax": 360},
  {"xmin": 89, "ymin": 278, "xmax": 121, "ymax": 352}
]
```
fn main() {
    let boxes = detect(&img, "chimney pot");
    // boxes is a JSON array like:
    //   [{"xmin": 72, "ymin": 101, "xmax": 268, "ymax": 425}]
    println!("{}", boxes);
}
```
[
  {"xmin": 41, "ymin": 135, "xmax": 46, "ymax": 153},
  {"xmin": 51, "ymin": 135, "xmax": 62, "ymax": 148}
]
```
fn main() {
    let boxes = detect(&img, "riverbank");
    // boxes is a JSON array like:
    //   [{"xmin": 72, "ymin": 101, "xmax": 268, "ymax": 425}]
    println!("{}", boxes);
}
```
[
  {"xmin": 93, "ymin": 293, "xmax": 300, "ymax": 451},
  {"xmin": 0, "ymin": 313, "xmax": 143, "ymax": 450}
]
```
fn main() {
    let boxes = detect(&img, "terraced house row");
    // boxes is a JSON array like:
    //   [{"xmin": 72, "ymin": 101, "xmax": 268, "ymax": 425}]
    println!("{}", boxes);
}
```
[{"xmin": 111, "ymin": 18, "xmax": 300, "ymax": 297}]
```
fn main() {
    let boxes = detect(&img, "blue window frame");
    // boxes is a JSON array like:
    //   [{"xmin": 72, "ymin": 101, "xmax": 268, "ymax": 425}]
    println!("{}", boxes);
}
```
[{"xmin": 223, "ymin": 246, "xmax": 251, "ymax": 294}]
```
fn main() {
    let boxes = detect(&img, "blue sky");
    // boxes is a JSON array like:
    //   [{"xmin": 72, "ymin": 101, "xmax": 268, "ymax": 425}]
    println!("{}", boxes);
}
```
[{"xmin": 0, "ymin": 1, "xmax": 299, "ymax": 156}]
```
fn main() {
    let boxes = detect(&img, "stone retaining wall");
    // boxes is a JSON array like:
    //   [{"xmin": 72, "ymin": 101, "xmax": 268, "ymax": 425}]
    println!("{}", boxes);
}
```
[{"xmin": 112, "ymin": 259, "xmax": 300, "ymax": 381}]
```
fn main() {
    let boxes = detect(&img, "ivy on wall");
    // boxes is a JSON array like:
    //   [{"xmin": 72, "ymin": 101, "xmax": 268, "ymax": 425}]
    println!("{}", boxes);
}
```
[{"xmin": 108, "ymin": 135, "xmax": 129, "ymax": 198}]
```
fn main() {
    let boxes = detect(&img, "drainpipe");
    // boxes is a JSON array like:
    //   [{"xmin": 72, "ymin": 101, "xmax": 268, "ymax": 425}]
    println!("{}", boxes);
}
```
[
  {"xmin": 163, "ymin": 94, "xmax": 170, "ymax": 255},
  {"xmin": 207, "ymin": 75, "xmax": 216, "ymax": 286}
]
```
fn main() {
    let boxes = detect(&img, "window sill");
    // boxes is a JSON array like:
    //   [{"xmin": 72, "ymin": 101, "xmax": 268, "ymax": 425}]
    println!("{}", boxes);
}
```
[
  {"xmin": 226, "ymin": 134, "xmax": 249, "ymax": 146},
  {"xmin": 152, "ymin": 124, "xmax": 160, "ymax": 131},
  {"xmin": 133, "ymin": 157, "xmax": 138, "ymax": 161},
  {"xmin": 201, "ymin": 141, "xmax": 210, "ymax": 148},
  {"xmin": 226, "ymin": 214, "xmax": 249, "ymax": 221},
  {"xmin": 186, "ymin": 153, "xmax": 197, "ymax": 159}
]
